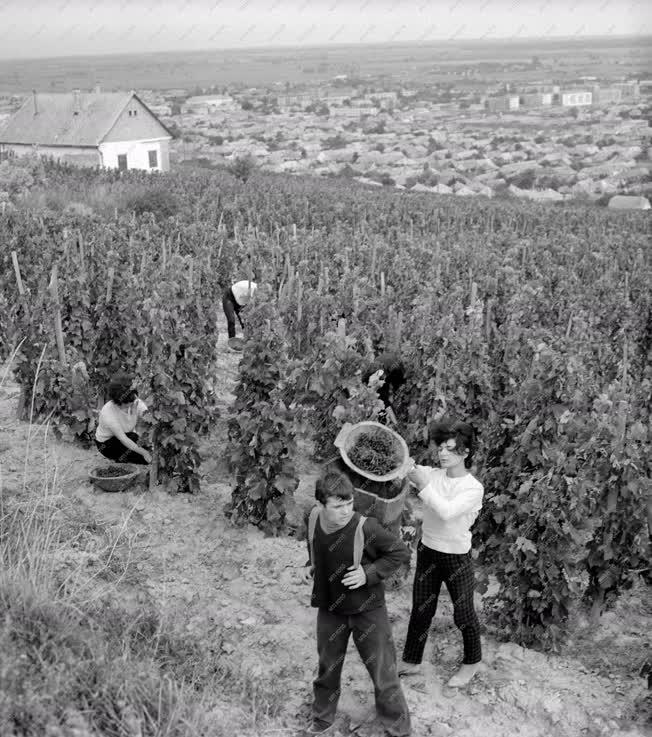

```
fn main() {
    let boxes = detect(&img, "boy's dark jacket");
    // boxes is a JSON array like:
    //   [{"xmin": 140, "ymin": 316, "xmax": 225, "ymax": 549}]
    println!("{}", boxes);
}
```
[{"xmin": 304, "ymin": 509, "xmax": 410, "ymax": 615}]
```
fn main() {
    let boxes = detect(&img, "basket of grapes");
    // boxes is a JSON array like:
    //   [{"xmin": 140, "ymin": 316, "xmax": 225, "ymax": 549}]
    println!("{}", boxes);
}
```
[
  {"xmin": 334, "ymin": 422, "xmax": 411, "ymax": 525},
  {"xmin": 89, "ymin": 464, "xmax": 141, "ymax": 492},
  {"xmin": 335, "ymin": 421, "xmax": 410, "ymax": 482}
]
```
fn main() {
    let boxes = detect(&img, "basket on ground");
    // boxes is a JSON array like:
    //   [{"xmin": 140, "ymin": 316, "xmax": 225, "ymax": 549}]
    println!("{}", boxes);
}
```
[
  {"xmin": 334, "ymin": 421, "xmax": 411, "ymax": 483},
  {"xmin": 89, "ymin": 464, "xmax": 140, "ymax": 492}
]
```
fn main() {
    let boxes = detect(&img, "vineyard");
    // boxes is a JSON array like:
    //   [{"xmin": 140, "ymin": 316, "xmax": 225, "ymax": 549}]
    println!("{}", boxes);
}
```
[{"xmin": 1, "ymin": 157, "xmax": 651, "ymax": 735}]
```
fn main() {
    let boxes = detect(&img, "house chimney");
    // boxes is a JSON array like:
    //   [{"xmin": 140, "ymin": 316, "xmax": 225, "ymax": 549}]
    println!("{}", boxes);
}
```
[
  {"xmin": 73, "ymin": 89, "xmax": 81, "ymax": 115},
  {"xmin": 32, "ymin": 89, "xmax": 38, "ymax": 115}
]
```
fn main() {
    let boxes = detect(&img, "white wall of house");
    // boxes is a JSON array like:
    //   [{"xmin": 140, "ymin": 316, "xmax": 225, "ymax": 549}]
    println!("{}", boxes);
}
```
[
  {"xmin": 98, "ymin": 138, "xmax": 171, "ymax": 172},
  {"xmin": 561, "ymin": 92, "xmax": 592, "ymax": 106}
]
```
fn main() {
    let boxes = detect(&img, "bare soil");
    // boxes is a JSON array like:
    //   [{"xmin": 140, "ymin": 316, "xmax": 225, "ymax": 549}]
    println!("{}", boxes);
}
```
[{"xmin": 0, "ymin": 328, "xmax": 650, "ymax": 737}]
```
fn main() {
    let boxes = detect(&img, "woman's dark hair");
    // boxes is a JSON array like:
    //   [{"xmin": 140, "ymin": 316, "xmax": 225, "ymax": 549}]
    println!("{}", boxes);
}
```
[
  {"xmin": 107, "ymin": 372, "xmax": 137, "ymax": 405},
  {"xmin": 378, "ymin": 352, "xmax": 406, "ymax": 392},
  {"xmin": 315, "ymin": 470, "xmax": 354, "ymax": 505},
  {"xmin": 429, "ymin": 419, "xmax": 476, "ymax": 469},
  {"xmin": 362, "ymin": 351, "xmax": 406, "ymax": 405}
]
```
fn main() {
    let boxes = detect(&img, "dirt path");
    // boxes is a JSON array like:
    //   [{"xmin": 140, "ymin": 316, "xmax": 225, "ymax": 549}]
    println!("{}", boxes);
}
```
[{"xmin": 0, "ymin": 331, "xmax": 650, "ymax": 737}]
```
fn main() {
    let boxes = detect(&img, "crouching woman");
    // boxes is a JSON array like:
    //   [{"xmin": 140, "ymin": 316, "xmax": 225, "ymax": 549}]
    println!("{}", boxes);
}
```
[
  {"xmin": 399, "ymin": 419, "xmax": 484, "ymax": 688},
  {"xmin": 95, "ymin": 372, "xmax": 151, "ymax": 465}
]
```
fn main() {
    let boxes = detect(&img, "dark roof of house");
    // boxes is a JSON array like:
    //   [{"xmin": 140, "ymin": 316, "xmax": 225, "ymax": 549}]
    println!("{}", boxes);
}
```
[{"xmin": 0, "ymin": 91, "xmax": 173, "ymax": 147}]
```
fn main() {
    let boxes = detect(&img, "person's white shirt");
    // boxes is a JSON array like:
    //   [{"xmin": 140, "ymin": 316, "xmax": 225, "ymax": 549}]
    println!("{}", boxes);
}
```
[
  {"xmin": 231, "ymin": 280, "xmax": 258, "ymax": 306},
  {"xmin": 96, "ymin": 398, "xmax": 148, "ymax": 443},
  {"xmin": 410, "ymin": 466, "xmax": 484, "ymax": 554}
]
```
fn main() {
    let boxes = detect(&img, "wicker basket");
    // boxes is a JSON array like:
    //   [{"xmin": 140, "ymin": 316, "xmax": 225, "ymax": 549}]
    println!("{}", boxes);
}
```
[
  {"xmin": 89, "ymin": 465, "xmax": 140, "ymax": 492},
  {"xmin": 334, "ymin": 421, "xmax": 411, "ymax": 483},
  {"xmin": 353, "ymin": 481, "xmax": 409, "ymax": 527}
]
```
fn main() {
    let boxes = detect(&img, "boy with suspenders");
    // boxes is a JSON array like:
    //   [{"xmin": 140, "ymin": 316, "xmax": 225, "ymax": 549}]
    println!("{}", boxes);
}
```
[{"xmin": 300, "ymin": 470, "xmax": 412, "ymax": 736}]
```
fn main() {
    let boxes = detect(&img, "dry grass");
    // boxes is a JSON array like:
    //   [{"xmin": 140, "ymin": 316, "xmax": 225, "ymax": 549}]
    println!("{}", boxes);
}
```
[{"xmin": 0, "ymin": 353, "xmax": 295, "ymax": 737}]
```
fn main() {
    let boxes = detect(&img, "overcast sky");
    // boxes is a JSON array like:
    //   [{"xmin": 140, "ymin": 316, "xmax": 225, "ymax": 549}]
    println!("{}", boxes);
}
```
[{"xmin": 0, "ymin": 0, "xmax": 648, "ymax": 60}]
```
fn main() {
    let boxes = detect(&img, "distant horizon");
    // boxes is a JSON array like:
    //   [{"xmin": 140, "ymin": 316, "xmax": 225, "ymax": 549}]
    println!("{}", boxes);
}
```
[
  {"xmin": 1, "ymin": 32, "xmax": 650, "ymax": 65},
  {"xmin": 0, "ymin": 0, "xmax": 649, "ymax": 61}
]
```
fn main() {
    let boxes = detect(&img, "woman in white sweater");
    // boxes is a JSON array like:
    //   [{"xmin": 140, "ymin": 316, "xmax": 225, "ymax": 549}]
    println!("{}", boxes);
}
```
[
  {"xmin": 95, "ymin": 373, "xmax": 151, "ymax": 465},
  {"xmin": 399, "ymin": 419, "xmax": 484, "ymax": 688}
]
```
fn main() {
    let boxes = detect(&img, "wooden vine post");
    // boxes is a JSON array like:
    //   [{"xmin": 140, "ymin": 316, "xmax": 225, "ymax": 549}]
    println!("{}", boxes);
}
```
[
  {"xmin": 11, "ymin": 251, "xmax": 30, "ymax": 318},
  {"xmin": 395, "ymin": 311, "xmax": 403, "ymax": 353},
  {"xmin": 49, "ymin": 265, "xmax": 67, "ymax": 365},
  {"xmin": 296, "ymin": 279, "xmax": 303, "ymax": 352},
  {"xmin": 618, "ymin": 270, "xmax": 631, "ymax": 442},
  {"xmin": 149, "ymin": 428, "xmax": 159, "ymax": 492},
  {"xmin": 78, "ymin": 232, "xmax": 85, "ymax": 275},
  {"xmin": 105, "ymin": 267, "xmax": 115, "ymax": 303},
  {"xmin": 63, "ymin": 228, "xmax": 71, "ymax": 271},
  {"xmin": 485, "ymin": 298, "xmax": 493, "ymax": 343}
]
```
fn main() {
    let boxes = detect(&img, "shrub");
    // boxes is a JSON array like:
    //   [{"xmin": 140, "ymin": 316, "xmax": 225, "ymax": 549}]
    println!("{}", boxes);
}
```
[
  {"xmin": 228, "ymin": 155, "xmax": 258, "ymax": 184},
  {"xmin": 124, "ymin": 188, "xmax": 179, "ymax": 220},
  {"xmin": 509, "ymin": 169, "xmax": 538, "ymax": 190},
  {"xmin": 322, "ymin": 134, "xmax": 347, "ymax": 150}
]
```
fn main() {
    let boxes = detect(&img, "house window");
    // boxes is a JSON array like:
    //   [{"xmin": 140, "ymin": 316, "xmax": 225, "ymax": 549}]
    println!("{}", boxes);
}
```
[
  {"xmin": 148, "ymin": 149, "xmax": 158, "ymax": 168},
  {"xmin": 117, "ymin": 154, "xmax": 128, "ymax": 171}
]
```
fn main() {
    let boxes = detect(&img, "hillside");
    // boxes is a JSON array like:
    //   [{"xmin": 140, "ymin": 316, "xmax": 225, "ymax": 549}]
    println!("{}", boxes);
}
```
[
  {"xmin": 1, "ymin": 330, "xmax": 650, "ymax": 737},
  {"xmin": 1, "ymin": 159, "xmax": 651, "ymax": 736}
]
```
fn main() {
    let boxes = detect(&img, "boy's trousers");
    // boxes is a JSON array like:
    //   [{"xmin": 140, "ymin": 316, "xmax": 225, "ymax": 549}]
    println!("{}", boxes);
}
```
[{"xmin": 313, "ymin": 606, "xmax": 411, "ymax": 736}]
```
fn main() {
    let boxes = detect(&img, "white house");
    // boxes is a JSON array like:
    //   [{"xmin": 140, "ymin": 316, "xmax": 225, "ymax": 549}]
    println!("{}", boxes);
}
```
[
  {"xmin": 607, "ymin": 195, "xmax": 651, "ymax": 210},
  {"xmin": 507, "ymin": 96, "xmax": 520, "ymax": 111},
  {"xmin": 0, "ymin": 89, "xmax": 174, "ymax": 172},
  {"xmin": 181, "ymin": 95, "xmax": 237, "ymax": 114},
  {"xmin": 561, "ymin": 91, "xmax": 593, "ymax": 107}
]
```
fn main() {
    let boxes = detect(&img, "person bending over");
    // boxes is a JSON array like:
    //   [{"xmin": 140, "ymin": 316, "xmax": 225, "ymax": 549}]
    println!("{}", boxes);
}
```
[
  {"xmin": 363, "ymin": 351, "xmax": 406, "ymax": 427},
  {"xmin": 399, "ymin": 419, "xmax": 484, "ymax": 688},
  {"xmin": 300, "ymin": 470, "xmax": 411, "ymax": 736},
  {"xmin": 222, "ymin": 276, "xmax": 258, "ymax": 342},
  {"xmin": 95, "ymin": 372, "xmax": 151, "ymax": 465}
]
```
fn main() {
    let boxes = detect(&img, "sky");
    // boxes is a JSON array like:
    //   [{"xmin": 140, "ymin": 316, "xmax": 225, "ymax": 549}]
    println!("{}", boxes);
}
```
[{"xmin": 0, "ymin": 0, "xmax": 649, "ymax": 60}]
